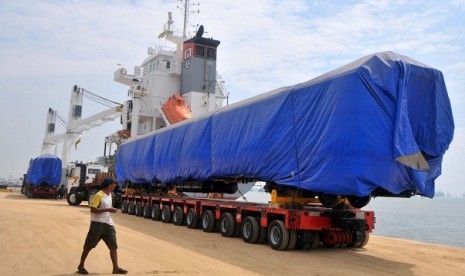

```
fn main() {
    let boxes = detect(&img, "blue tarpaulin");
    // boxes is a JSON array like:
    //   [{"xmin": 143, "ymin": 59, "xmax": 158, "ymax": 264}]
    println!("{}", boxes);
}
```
[
  {"xmin": 26, "ymin": 154, "xmax": 62, "ymax": 186},
  {"xmin": 116, "ymin": 52, "xmax": 454, "ymax": 198}
]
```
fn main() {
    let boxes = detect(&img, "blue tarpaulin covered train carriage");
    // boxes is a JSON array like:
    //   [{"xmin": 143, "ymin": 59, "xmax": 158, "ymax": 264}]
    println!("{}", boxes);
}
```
[{"xmin": 116, "ymin": 52, "xmax": 454, "ymax": 207}]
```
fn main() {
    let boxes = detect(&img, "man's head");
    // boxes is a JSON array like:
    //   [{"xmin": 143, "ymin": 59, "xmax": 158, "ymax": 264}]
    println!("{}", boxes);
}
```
[{"xmin": 101, "ymin": 177, "xmax": 116, "ymax": 191}]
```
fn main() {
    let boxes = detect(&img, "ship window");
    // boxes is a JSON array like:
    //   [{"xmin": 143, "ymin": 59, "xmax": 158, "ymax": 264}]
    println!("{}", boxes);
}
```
[
  {"xmin": 207, "ymin": 47, "xmax": 216, "ymax": 60},
  {"xmin": 195, "ymin": 45, "xmax": 205, "ymax": 57}
]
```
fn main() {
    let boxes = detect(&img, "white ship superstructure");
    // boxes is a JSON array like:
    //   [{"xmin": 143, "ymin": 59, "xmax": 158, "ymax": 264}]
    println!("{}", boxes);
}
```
[{"xmin": 114, "ymin": 5, "xmax": 227, "ymax": 138}]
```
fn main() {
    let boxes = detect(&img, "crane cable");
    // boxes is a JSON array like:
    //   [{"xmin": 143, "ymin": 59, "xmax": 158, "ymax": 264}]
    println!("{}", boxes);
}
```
[
  {"xmin": 55, "ymin": 111, "xmax": 68, "ymax": 127},
  {"xmin": 79, "ymin": 87, "xmax": 123, "ymax": 108}
]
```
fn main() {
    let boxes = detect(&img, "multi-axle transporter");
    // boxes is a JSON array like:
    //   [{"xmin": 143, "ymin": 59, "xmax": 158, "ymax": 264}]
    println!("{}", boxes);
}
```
[{"xmin": 120, "ymin": 193, "xmax": 374, "ymax": 250}]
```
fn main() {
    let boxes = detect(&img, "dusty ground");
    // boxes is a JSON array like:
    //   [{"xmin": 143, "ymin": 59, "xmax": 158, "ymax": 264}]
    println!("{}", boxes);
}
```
[{"xmin": 1, "ymin": 191, "xmax": 464, "ymax": 276}]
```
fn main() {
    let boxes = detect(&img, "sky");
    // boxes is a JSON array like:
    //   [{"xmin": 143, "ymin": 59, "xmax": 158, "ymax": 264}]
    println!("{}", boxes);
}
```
[{"xmin": 0, "ymin": 0, "xmax": 464, "ymax": 195}]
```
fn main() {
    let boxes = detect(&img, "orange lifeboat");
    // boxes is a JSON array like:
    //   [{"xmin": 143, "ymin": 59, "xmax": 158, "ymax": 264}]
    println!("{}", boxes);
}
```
[
  {"xmin": 161, "ymin": 93, "xmax": 192, "ymax": 124},
  {"xmin": 117, "ymin": 129, "xmax": 131, "ymax": 139}
]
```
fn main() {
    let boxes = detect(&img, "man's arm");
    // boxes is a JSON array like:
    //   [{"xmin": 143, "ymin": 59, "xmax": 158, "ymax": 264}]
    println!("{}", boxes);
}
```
[{"xmin": 89, "ymin": 192, "xmax": 117, "ymax": 213}]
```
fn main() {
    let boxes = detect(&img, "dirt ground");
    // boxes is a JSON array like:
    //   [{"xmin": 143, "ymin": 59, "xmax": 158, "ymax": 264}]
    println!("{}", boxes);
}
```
[{"xmin": 1, "ymin": 191, "xmax": 464, "ymax": 276}]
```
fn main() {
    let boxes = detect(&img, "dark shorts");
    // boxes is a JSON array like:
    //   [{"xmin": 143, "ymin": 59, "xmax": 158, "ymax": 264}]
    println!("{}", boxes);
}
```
[{"xmin": 83, "ymin": 221, "xmax": 118, "ymax": 250}]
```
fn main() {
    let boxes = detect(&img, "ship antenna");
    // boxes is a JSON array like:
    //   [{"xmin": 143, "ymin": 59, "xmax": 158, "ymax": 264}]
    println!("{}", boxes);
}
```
[{"xmin": 177, "ymin": 0, "xmax": 199, "ymax": 38}]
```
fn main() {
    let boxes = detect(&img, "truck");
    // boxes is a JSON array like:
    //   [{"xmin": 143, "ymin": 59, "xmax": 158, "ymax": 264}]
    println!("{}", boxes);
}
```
[
  {"xmin": 23, "ymin": 154, "xmax": 62, "ymax": 199},
  {"xmin": 66, "ymin": 162, "xmax": 123, "ymax": 207},
  {"xmin": 113, "ymin": 52, "xmax": 454, "ymax": 250}
]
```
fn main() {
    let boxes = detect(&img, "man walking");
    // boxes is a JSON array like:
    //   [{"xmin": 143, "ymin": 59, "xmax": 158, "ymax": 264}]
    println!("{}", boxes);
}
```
[{"xmin": 77, "ymin": 177, "xmax": 128, "ymax": 274}]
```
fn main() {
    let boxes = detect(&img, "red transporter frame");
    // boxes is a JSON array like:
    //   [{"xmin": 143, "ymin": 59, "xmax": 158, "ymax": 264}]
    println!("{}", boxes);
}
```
[{"xmin": 121, "ymin": 194, "xmax": 375, "ymax": 250}]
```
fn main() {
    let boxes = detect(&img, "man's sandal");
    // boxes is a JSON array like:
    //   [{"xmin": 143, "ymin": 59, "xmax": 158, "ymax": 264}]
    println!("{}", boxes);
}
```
[
  {"xmin": 113, "ymin": 267, "xmax": 128, "ymax": 274},
  {"xmin": 77, "ymin": 267, "xmax": 89, "ymax": 274}
]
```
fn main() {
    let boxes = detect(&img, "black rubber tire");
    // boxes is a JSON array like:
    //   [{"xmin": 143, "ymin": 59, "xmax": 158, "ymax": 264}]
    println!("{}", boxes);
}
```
[
  {"xmin": 242, "ymin": 216, "xmax": 260, "ymax": 243},
  {"xmin": 127, "ymin": 202, "xmax": 135, "ymax": 215},
  {"xmin": 143, "ymin": 205, "xmax": 151, "ymax": 219},
  {"xmin": 151, "ymin": 204, "xmax": 161, "ymax": 221},
  {"xmin": 287, "ymin": 229, "xmax": 298, "ymax": 250},
  {"xmin": 309, "ymin": 231, "xmax": 320, "ymax": 250},
  {"xmin": 186, "ymin": 208, "xmax": 199, "ymax": 229},
  {"xmin": 121, "ymin": 201, "xmax": 128, "ymax": 213},
  {"xmin": 318, "ymin": 193, "xmax": 341, "ymax": 208},
  {"xmin": 201, "ymin": 210, "xmax": 216, "ymax": 232},
  {"xmin": 67, "ymin": 192, "xmax": 82, "ymax": 206},
  {"xmin": 173, "ymin": 206, "xmax": 185, "ymax": 226},
  {"xmin": 135, "ymin": 202, "xmax": 143, "ymax": 217},
  {"xmin": 161, "ymin": 205, "xmax": 172, "ymax": 223},
  {"xmin": 112, "ymin": 192, "xmax": 122, "ymax": 209},
  {"xmin": 347, "ymin": 195, "xmax": 371, "ymax": 209},
  {"xmin": 256, "ymin": 216, "xmax": 267, "ymax": 244},
  {"xmin": 220, "ymin": 213, "xmax": 236, "ymax": 237},
  {"xmin": 357, "ymin": 231, "xmax": 370, "ymax": 248},
  {"xmin": 268, "ymin": 220, "xmax": 290, "ymax": 250},
  {"xmin": 296, "ymin": 230, "xmax": 320, "ymax": 250}
]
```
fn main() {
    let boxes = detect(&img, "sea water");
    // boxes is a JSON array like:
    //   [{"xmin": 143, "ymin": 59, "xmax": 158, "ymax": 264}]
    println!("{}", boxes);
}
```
[{"xmin": 368, "ymin": 196, "xmax": 465, "ymax": 248}]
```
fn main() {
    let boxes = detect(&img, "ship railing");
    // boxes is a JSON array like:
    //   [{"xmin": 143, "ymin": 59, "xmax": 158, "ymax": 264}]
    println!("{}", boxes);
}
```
[
  {"xmin": 148, "ymin": 45, "xmax": 176, "ymax": 56},
  {"xmin": 143, "ymin": 61, "xmax": 181, "ymax": 76},
  {"xmin": 215, "ymin": 73, "xmax": 228, "ymax": 107}
]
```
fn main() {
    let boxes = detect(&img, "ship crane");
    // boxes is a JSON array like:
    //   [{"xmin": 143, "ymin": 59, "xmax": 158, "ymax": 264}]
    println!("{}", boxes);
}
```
[{"xmin": 41, "ymin": 85, "xmax": 123, "ymax": 168}]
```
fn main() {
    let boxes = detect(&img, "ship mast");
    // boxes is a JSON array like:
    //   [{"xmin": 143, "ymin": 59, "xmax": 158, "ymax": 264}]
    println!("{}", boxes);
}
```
[{"xmin": 178, "ymin": 0, "xmax": 199, "ymax": 38}]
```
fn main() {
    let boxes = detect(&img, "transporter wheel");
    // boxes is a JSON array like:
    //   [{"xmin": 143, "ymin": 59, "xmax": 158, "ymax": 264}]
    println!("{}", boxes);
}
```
[
  {"xmin": 135, "ymin": 202, "xmax": 143, "ymax": 217},
  {"xmin": 151, "ymin": 204, "xmax": 161, "ymax": 221},
  {"xmin": 67, "ymin": 191, "xmax": 82, "ymax": 206},
  {"xmin": 173, "ymin": 206, "xmax": 185, "ymax": 226},
  {"xmin": 347, "ymin": 195, "xmax": 371, "ymax": 209},
  {"xmin": 287, "ymin": 229, "xmax": 298, "ymax": 250},
  {"xmin": 256, "ymin": 216, "xmax": 267, "ymax": 244},
  {"xmin": 143, "ymin": 205, "xmax": 151, "ymax": 219},
  {"xmin": 201, "ymin": 210, "xmax": 216, "ymax": 232},
  {"xmin": 112, "ymin": 193, "xmax": 122, "ymax": 209},
  {"xmin": 353, "ymin": 231, "xmax": 370, "ymax": 248},
  {"xmin": 318, "ymin": 193, "xmax": 342, "ymax": 208},
  {"xmin": 186, "ymin": 208, "xmax": 199, "ymax": 229},
  {"xmin": 121, "ymin": 201, "xmax": 128, "ymax": 213},
  {"xmin": 127, "ymin": 202, "xmax": 135, "ymax": 215},
  {"xmin": 220, "ymin": 213, "xmax": 236, "ymax": 237},
  {"xmin": 242, "ymin": 216, "xmax": 260, "ymax": 243},
  {"xmin": 268, "ymin": 220, "xmax": 290, "ymax": 251},
  {"xmin": 296, "ymin": 230, "xmax": 320, "ymax": 250},
  {"xmin": 161, "ymin": 205, "xmax": 172, "ymax": 223}
]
